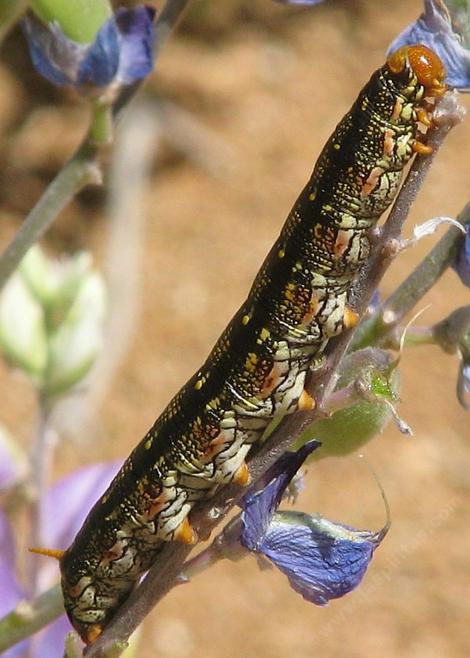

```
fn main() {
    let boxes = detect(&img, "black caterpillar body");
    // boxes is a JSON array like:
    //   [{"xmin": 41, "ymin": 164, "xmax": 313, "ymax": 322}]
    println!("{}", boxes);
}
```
[{"xmin": 59, "ymin": 45, "xmax": 446, "ymax": 644}]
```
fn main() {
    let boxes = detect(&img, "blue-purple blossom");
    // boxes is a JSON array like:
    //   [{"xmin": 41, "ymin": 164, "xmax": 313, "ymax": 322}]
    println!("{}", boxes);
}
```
[
  {"xmin": 23, "ymin": 6, "xmax": 156, "ymax": 91},
  {"xmin": 388, "ymin": 0, "xmax": 470, "ymax": 89},
  {"xmin": 453, "ymin": 224, "xmax": 470, "ymax": 288},
  {"xmin": 240, "ymin": 442, "xmax": 388, "ymax": 605},
  {"xmin": 0, "ymin": 461, "xmax": 121, "ymax": 657}
]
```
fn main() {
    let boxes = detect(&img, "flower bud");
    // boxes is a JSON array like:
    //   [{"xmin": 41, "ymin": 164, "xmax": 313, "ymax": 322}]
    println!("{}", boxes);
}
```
[{"xmin": 0, "ymin": 273, "xmax": 47, "ymax": 381}]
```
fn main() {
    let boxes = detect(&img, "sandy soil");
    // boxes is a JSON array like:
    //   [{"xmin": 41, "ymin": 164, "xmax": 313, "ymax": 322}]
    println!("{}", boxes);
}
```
[{"xmin": 1, "ymin": 1, "xmax": 470, "ymax": 657}]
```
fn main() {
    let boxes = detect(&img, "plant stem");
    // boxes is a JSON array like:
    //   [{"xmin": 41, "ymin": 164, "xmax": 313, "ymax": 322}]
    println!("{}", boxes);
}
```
[
  {"xmin": 0, "ymin": 585, "xmax": 64, "ymax": 654},
  {"xmin": 0, "ymin": 144, "xmax": 102, "ymax": 293},
  {"xmin": 0, "ymin": 0, "xmax": 193, "ymax": 294},
  {"xmin": 353, "ymin": 201, "xmax": 470, "ymax": 349},
  {"xmin": 26, "ymin": 400, "xmax": 58, "ymax": 597}
]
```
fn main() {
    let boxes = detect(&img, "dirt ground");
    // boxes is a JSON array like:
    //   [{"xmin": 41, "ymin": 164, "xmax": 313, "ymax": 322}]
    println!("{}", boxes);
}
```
[{"xmin": 1, "ymin": 1, "xmax": 470, "ymax": 657}]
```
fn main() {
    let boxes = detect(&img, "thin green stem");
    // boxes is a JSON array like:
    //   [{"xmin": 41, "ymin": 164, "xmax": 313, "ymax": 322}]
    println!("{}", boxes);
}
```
[
  {"xmin": 0, "ymin": 144, "xmax": 102, "ymax": 293},
  {"xmin": 27, "ymin": 401, "xmax": 57, "ymax": 598},
  {"xmin": 353, "ymin": 200, "xmax": 470, "ymax": 350},
  {"xmin": 0, "ymin": 585, "xmax": 64, "ymax": 654}
]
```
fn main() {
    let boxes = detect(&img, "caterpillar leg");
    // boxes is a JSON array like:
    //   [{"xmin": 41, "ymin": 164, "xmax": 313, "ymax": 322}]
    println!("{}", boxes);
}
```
[
  {"xmin": 232, "ymin": 460, "xmax": 251, "ymax": 486},
  {"xmin": 298, "ymin": 389, "xmax": 315, "ymax": 411},
  {"xmin": 343, "ymin": 307, "xmax": 360, "ymax": 330},
  {"xmin": 416, "ymin": 107, "xmax": 432, "ymax": 127},
  {"xmin": 173, "ymin": 517, "xmax": 198, "ymax": 545},
  {"xmin": 412, "ymin": 140, "xmax": 433, "ymax": 155},
  {"xmin": 83, "ymin": 624, "xmax": 103, "ymax": 645}
]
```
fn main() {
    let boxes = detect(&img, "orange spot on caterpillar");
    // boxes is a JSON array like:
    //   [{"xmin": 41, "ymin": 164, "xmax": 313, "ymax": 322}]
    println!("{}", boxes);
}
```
[
  {"xmin": 416, "ymin": 107, "xmax": 432, "ymax": 128},
  {"xmin": 333, "ymin": 229, "xmax": 351, "ymax": 259},
  {"xmin": 383, "ymin": 128, "xmax": 395, "ymax": 156},
  {"xmin": 83, "ymin": 624, "xmax": 103, "ymax": 645},
  {"xmin": 361, "ymin": 166, "xmax": 383, "ymax": 198},
  {"xmin": 173, "ymin": 517, "xmax": 197, "ymax": 545},
  {"xmin": 232, "ymin": 461, "xmax": 251, "ymax": 486},
  {"xmin": 298, "ymin": 389, "xmax": 316, "ymax": 412},
  {"xmin": 260, "ymin": 363, "xmax": 281, "ymax": 398},
  {"xmin": 412, "ymin": 140, "xmax": 433, "ymax": 155},
  {"xmin": 29, "ymin": 547, "xmax": 65, "ymax": 561},
  {"xmin": 343, "ymin": 307, "xmax": 360, "ymax": 329}
]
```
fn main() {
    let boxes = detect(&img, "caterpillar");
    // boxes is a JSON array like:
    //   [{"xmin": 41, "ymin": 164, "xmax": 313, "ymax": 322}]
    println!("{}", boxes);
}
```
[{"xmin": 56, "ymin": 45, "xmax": 446, "ymax": 644}]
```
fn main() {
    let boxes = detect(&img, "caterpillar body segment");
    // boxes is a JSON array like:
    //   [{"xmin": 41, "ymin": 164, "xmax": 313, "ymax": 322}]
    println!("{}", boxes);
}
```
[{"xmin": 59, "ymin": 45, "xmax": 446, "ymax": 644}]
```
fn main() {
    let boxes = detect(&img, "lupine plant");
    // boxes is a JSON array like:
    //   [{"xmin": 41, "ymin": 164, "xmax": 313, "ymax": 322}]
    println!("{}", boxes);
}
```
[{"xmin": 0, "ymin": 0, "xmax": 469, "ymax": 657}]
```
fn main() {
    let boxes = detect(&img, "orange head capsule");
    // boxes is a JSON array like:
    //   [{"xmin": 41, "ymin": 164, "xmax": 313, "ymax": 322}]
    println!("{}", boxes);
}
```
[{"xmin": 387, "ymin": 44, "xmax": 447, "ymax": 96}]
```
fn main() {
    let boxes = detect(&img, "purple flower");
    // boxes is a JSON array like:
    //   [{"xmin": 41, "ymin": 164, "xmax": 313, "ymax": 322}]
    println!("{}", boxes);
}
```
[
  {"xmin": 453, "ymin": 224, "xmax": 470, "ymax": 288},
  {"xmin": 23, "ymin": 6, "xmax": 156, "ymax": 91},
  {"xmin": 388, "ymin": 0, "xmax": 470, "ymax": 89},
  {"xmin": 240, "ymin": 442, "xmax": 388, "ymax": 605},
  {"xmin": 0, "ymin": 461, "xmax": 121, "ymax": 657}
]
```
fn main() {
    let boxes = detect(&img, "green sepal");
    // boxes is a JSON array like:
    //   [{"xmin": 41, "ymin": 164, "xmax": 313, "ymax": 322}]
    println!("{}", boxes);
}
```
[
  {"xmin": 30, "ymin": 0, "xmax": 112, "ymax": 44},
  {"xmin": 294, "ymin": 348, "xmax": 399, "ymax": 460}
]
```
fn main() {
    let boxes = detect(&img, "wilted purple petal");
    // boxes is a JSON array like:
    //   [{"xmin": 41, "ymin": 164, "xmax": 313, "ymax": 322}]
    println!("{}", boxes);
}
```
[
  {"xmin": 241, "ymin": 441, "xmax": 320, "ymax": 548},
  {"xmin": 255, "ymin": 512, "xmax": 384, "ymax": 604},
  {"xmin": 22, "ymin": 14, "xmax": 86, "ymax": 85},
  {"xmin": 44, "ymin": 461, "xmax": 121, "ymax": 550},
  {"xmin": 76, "ymin": 15, "xmax": 120, "ymax": 86},
  {"xmin": 23, "ymin": 5, "xmax": 156, "ymax": 90},
  {"xmin": 240, "ymin": 441, "xmax": 388, "ymax": 604},
  {"xmin": 115, "ymin": 6, "xmax": 156, "ymax": 84},
  {"xmin": 453, "ymin": 224, "xmax": 470, "ymax": 287},
  {"xmin": 388, "ymin": 0, "xmax": 470, "ymax": 89}
]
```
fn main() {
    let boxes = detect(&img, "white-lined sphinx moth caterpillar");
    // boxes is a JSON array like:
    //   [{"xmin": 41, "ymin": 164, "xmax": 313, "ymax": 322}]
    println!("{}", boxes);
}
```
[{"xmin": 58, "ymin": 45, "xmax": 446, "ymax": 644}]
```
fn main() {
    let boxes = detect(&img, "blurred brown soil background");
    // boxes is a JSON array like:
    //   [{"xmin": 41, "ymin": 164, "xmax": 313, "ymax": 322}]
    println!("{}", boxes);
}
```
[{"xmin": 1, "ymin": 1, "xmax": 470, "ymax": 656}]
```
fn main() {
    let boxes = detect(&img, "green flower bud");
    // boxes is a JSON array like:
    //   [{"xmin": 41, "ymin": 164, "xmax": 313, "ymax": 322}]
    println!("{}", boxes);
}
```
[
  {"xmin": 44, "ymin": 271, "xmax": 107, "ymax": 397},
  {"xmin": 295, "ymin": 348, "xmax": 400, "ymax": 460},
  {"xmin": 20, "ymin": 246, "xmax": 92, "ymax": 327},
  {"xmin": 0, "ymin": 274, "xmax": 47, "ymax": 381}
]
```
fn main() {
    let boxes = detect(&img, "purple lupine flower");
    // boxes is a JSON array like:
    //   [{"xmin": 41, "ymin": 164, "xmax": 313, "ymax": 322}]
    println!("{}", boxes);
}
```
[
  {"xmin": 0, "ymin": 461, "xmax": 121, "ymax": 658},
  {"xmin": 240, "ymin": 442, "xmax": 388, "ymax": 605},
  {"xmin": 22, "ymin": 6, "xmax": 156, "ymax": 91},
  {"xmin": 388, "ymin": 0, "xmax": 470, "ymax": 89},
  {"xmin": 453, "ymin": 224, "xmax": 470, "ymax": 288}
]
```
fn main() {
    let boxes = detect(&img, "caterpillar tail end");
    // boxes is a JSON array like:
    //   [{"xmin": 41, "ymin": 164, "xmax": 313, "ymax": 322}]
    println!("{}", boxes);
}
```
[
  {"xmin": 173, "ymin": 517, "xmax": 198, "ymax": 545},
  {"xmin": 29, "ymin": 546, "xmax": 65, "ymax": 561},
  {"xmin": 233, "ymin": 461, "xmax": 251, "ymax": 486}
]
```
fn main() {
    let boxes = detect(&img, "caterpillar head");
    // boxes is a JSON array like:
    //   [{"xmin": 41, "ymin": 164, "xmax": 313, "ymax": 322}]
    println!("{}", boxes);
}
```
[{"xmin": 387, "ymin": 44, "xmax": 447, "ymax": 98}]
